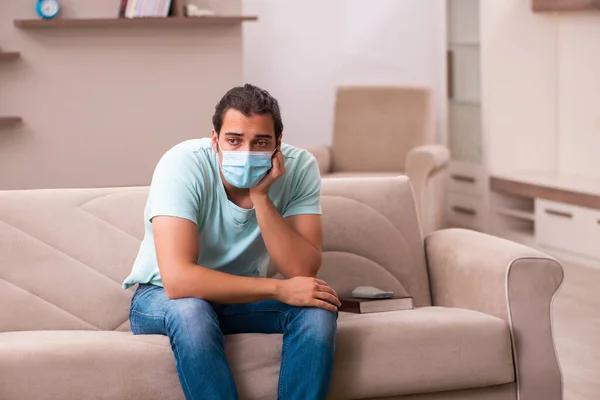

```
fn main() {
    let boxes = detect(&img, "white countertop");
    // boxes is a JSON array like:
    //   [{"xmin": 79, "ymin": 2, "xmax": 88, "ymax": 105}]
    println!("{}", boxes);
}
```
[{"xmin": 492, "ymin": 171, "xmax": 600, "ymax": 197}]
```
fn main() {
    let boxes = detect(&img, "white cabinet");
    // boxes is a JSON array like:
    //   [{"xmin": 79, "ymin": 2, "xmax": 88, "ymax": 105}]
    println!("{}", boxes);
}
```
[
  {"xmin": 536, "ymin": 199, "xmax": 600, "ymax": 260},
  {"xmin": 448, "ymin": 102, "xmax": 482, "ymax": 164},
  {"xmin": 582, "ymin": 207, "xmax": 600, "ymax": 260},
  {"xmin": 447, "ymin": 159, "xmax": 487, "ymax": 197},
  {"xmin": 447, "ymin": 0, "xmax": 482, "ymax": 164},
  {"xmin": 447, "ymin": 192, "xmax": 486, "ymax": 231},
  {"xmin": 446, "ymin": 161, "xmax": 488, "ymax": 231},
  {"xmin": 491, "ymin": 173, "xmax": 600, "ymax": 267},
  {"xmin": 450, "ymin": 46, "xmax": 481, "ymax": 104},
  {"xmin": 448, "ymin": 0, "xmax": 480, "ymax": 44},
  {"xmin": 445, "ymin": 0, "xmax": 488, "ymax": 232}
]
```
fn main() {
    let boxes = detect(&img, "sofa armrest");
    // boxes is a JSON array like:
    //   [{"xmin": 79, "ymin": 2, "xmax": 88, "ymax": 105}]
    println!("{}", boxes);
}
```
[
  {"xmin": 425, "ymin": 228, "xmax": 564, "ymax": 400},
  {"xmin": 304, "ymin": 146, "xmax": 332, "ymax": 175},
  {"xmin": 406, "ymin": 144, "xmax": 450, "ymax": 174},
  {"xmin": 405, "ymin": 145, "xmax": 450, "ymax": 234}
]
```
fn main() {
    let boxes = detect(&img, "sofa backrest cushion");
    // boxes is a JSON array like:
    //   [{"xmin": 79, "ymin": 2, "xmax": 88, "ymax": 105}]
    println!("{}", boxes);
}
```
[
  {"xmin": 0, "ymin": 176, "xmax": 430, "ymax": 332},
  {"xmin": 316, "ymin": 176, "xmax": 431, "ymax": 305}
]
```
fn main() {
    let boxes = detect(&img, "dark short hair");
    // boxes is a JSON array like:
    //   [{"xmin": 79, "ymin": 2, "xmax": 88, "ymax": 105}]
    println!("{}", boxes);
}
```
[{"xmin": 212, "ymin": 84, "xmax": 284, "ymax": 141}]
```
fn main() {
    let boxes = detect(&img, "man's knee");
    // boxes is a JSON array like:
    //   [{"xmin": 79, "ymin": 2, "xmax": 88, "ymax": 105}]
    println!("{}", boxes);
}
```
[
  {"xmin": 165, "ymin": 298, "xmax": 220, "ymax": 343},
  {"xmin": 292, "ymin": 307, "xmax": 338, "ymax": 341}
]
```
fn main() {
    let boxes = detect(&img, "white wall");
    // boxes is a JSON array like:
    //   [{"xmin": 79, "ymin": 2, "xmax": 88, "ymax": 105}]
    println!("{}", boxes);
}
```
[
  {"xmin": 557, "ymin": 15, "xmax": 600, "ymax": 179},
  {"xmin": 481, "ymin": 1, "xmax": 600, "ymax": 179},
  {"xmin": 242, "ymin": 0, "xmax": 343, "ymax": 148},
  {"xmin": 0, "ymin": 0, "xmax": 244, "ymax": 190},
  {"xmin": 243, "ymin": 0, "xmax": 447, "ymax": 148},
  {"xmin": 480, "ymin": 0, "xmax": 558, "ymax": 175}
]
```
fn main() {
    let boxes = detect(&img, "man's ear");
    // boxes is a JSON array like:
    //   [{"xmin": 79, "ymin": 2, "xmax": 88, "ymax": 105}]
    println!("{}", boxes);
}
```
[
  {"xmin": 211, "ymin": 130, "xmax": 219, "ymax": 153},
  {"xmin": 277, "ymin": 133, "xmax": 283, "ymax": 150}
]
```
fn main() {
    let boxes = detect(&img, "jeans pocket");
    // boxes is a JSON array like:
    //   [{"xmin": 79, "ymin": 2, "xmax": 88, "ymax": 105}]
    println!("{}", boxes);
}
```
[
  {"xmin": 129, "ymin": 284, "xmax": 167, "ymax": 335},
  {"xmin": 130, "ymin": 283, "xmax": 154, "ymax": 306},
  {"xmin": 129, "ymin": 309, "xmax": 166, "ymax": 335},
  {"xmin": 129, "ymin": 285, "xmax": 148, "ymax": 325}
]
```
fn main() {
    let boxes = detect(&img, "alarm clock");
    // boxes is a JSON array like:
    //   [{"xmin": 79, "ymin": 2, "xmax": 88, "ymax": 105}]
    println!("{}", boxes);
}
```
[{"xmin": 36, "ymin": 0, "xmax": 60, "ymax": 19}]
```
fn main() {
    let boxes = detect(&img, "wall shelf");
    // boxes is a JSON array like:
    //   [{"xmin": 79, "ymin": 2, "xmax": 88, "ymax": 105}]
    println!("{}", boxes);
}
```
[
  {"xmin": 13, "ymin": 16, "xmax": 258, "ymax": 29},
  {"xmin": 449, "ymin": 41, "xmax": 480, "ymax": 48},
  {"xmin": 450, "ymin": 99, "xmax": 481, "ymax": 107},
  {"xmin": 0, "ymin": 52, "xmax": 20, "ymax": 61},
  {"xmin": 532, "ymin": 0, "xmax": 600, "ymax": 12},
  {"xmin": 491, "ymin": 173, "xmax": 600, "ymax": 210},
  {"xmin": 0, "ymin": 117, "xmax": 23, "ymax": 127}
]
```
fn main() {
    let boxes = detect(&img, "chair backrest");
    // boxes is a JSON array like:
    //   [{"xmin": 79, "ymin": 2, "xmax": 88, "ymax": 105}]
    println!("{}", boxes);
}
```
[
  {"xmin": 0, "ymin": 177, "xmax": 431, "ymax": 332},
  {"xmin": 331, "ymin": 85, "xmax": 435, "ymax": 173}
]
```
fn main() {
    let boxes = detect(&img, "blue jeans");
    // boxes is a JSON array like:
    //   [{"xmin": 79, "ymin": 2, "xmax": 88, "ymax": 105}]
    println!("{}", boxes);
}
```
[{"xmin": 129, "ymin": 284, "xmax": 338, "ymax": 400}]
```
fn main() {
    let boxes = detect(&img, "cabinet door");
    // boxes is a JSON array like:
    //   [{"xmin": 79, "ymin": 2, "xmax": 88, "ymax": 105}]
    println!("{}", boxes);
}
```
[
  {"xmin": 449, "ymin": 47, "xmax": 481, "ymax": 104},
  {"xmin": 447, "ymin": 193, "xmax": 486, "ymax": 231},
  {"xmin": 447, "ymin": 0, "xmax": 482, "ymax": 164},
  {"xmin": 535, "ymin": 199, "xmax": 600, "ymax": 260},
  {"xmin": 448, "ymin": 0, "xmax": 480, "ymax": 44},
  {"xmin": 449, "ymin": 101, "xmax": 482, "ymax": 164}
]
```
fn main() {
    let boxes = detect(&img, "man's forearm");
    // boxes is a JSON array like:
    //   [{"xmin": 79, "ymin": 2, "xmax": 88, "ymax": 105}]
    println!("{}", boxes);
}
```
[
  {"xmin": 164, "ymin": 263, "xmax": 279, "ymax": 302},
  {"xmin": 252, "ymin": 194, "xmax": 321, "ymax": 277}
]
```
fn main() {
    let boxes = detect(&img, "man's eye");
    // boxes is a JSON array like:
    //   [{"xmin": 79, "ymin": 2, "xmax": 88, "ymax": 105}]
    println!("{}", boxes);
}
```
[
  {"xmin": 228, "ymin": 139, "xmax": 239, "ymax": 145},
  {"xmin": 256, "ymin": 141, "xmax": 269, "ymax": 147}
]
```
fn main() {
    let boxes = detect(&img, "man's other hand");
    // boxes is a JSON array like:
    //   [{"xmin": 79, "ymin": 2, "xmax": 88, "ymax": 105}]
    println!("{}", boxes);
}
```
[{"xmin": 275, "ymin": 277, "xmax": 341, "ymax": 312}]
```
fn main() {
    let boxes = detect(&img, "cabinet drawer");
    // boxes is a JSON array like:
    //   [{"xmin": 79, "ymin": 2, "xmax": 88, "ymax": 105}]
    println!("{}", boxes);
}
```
[
  {"xmin": 447, "ymin": 162, "xmax": 487, "ymax": 197},
  {"xmin": 535, "ymin": 199, "xmax": 600, "ymax": 260},
  {"xmin": 447, "ymin": 193, "xmax": 485, "ymax": 231},
  {"xmin": 579, "ymin": 206, "xmax": 600, "ymax": 260}
]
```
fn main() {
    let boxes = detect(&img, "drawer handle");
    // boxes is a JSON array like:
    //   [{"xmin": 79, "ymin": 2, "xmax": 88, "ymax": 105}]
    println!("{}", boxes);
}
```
[
  {"xmin": 452, "ymin": 206, "xmax": 476, "ymax": 216},
  {"xmin": 451, "ymin": 174, "xmax": 476, "ymax": 184},
  {"xmin": 544, "ymin": 209, "xmax": 573, "ymax": 219}
]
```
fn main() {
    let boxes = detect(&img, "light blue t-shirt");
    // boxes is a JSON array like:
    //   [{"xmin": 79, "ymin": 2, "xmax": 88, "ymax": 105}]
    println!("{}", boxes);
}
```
[{"xmin": 122, "ymin": 138, "xmax": 322, "ymax": 289}]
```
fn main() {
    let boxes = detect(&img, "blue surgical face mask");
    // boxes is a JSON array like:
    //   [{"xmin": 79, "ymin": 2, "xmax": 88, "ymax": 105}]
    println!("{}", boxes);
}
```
[{"xmin": 217, "ymin": 141, "xmax": 275, "ymax": 188}]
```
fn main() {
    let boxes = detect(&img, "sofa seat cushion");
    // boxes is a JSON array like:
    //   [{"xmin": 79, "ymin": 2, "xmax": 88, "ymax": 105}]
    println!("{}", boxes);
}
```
[
  {"xmin": 325, "ymin": 171, "xmax": 404, "ymax": 178},
  {"xmin": 0, "ymin": 307, "xmax": 514, "ymax": 400},
  {"xmin": 331, "ymin": 307, "xmax": 514, "ymax": 399}
]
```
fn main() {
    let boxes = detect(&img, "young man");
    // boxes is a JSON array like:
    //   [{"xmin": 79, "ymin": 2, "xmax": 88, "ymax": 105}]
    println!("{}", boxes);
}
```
[{"xmin": 122, "ymin": 84, "xmax": 340, "ymax": 400}]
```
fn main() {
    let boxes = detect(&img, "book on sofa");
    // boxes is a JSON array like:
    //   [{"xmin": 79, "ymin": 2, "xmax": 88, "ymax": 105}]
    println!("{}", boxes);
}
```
[{"xmin": 339, "ymin": 296, "xmax": 414, "ymax": 314}]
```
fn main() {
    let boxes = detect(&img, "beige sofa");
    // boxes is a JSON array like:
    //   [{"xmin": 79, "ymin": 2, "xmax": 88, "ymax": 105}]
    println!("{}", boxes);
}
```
[
  {"xmin": 0, "ymin": 176, "xmax": 563, "ymax": 400},
  {"xmin": 306, "ymin": 86, "xmax": 450, "ymax": 235}
]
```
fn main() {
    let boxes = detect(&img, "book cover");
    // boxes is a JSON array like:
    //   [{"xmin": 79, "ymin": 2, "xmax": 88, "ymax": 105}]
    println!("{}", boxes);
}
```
[
  {"xmin": 160, "ymin": 0, "xmax": 173, "ymax": 17},
  {"xmin": 339, "ymin": 297, "xmax": 414, "ymax": 314},
  {"xmin": 118, "ymin": 0, "xmax": 128, "ymax": 18},
  {"xmin": 124, "ymin": 0, "xmax": 137, "ymax": 18}
]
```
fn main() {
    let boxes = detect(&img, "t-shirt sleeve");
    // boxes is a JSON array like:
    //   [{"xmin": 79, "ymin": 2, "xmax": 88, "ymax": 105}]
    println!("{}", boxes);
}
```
[
  {"xmin": 147, "ymin": 145, "xmax": 201, "ymax": 225},
  {"xmin": 282, "ymin": 152, "xmax": 322, "ymax": 218}
]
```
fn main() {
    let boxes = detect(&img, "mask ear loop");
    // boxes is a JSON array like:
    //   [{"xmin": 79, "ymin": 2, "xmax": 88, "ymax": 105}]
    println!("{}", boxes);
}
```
[{"xmin": 215, "ymin": 138, "xmax": 225, "ymax": 168}]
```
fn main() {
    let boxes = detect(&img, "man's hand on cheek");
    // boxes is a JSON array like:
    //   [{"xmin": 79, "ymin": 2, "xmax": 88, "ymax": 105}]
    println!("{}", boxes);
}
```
[{"xmin": 250, "ymin": 150, "xmax": 285, "ymax": 200}]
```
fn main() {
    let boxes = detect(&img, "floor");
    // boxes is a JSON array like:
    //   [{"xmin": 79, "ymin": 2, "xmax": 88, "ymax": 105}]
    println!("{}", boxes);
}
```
[{"xmin": 552, "ymin": 260, "xmax": 600, "ymax": 400}]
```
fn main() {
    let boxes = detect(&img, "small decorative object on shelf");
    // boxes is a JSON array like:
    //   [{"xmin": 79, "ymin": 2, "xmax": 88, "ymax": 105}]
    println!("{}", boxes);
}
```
[
  {"xmin": 36, "ymin": 0, "xmax": 60, "ymax": 19},
  {"xmin": 185, "ymin": 4, "xmax": 215, "ymax": 17}
]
